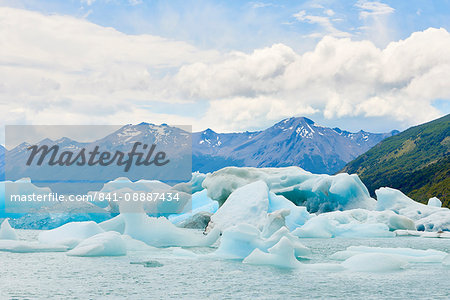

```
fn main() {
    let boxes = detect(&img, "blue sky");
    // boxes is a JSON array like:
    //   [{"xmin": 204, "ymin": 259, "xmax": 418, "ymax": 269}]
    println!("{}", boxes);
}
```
[
  {"xmin": 0, "ymin": 0, "xmax": 449, "ymax": 135},
  {"xmin": 6, "ymin": 0, "xmax": 450, "ymax": 51}
]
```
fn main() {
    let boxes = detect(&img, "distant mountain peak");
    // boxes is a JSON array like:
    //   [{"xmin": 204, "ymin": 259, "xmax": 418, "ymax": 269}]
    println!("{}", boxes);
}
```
[{"xmin": 192, "ymin": 116, "xmax": 398, "ymax": 174}]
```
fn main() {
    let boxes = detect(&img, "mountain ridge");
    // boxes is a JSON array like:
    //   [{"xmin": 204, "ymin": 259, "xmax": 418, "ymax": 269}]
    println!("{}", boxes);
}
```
[
  {"xmin": 193, "ymin": 117, "xmax": 398, "ymax": 174},
  {"xmin": 341, "ymin": 114, "xmax": 449, "ymax": 207}
]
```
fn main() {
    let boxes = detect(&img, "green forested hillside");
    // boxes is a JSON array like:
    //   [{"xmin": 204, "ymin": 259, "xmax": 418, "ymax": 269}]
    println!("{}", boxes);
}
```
[{"xmin": 341, "ymin": 114, "xmax": 450, "ymax": 207}]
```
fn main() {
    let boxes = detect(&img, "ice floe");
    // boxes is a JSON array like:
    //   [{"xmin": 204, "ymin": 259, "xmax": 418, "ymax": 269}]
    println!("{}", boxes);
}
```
[
  {"xmin": 330, "ymin": 246, "xmax": 448, "ymax": 263},
  {"xmin": 341, "ymin": 253, "xmax": 408, "ymax": 272},
  {"xmin": 67, "ymin": 231, "xmax": 126, "ymax": 257},
  {"xmin": 428, "ymin": 197, "xmax": 442, "ymax": 208},
  {"xmin": 243, "ymin": 237, "xmax": 302, "ymax": 269},
  {"xmin": 376, "ymin": 187, "xmax": 450, "ymax": 231},
  {"xmin": 38, "ymin": 221, "xmax": 105, "ymax": 249},
  {"xmin": 213, "ymin": 223, "xmax": 310, "ymax": 260},
  {"xmin": 0, "ymin": 219, "xmax": 18, "ymax": 240},
  {"xmin": 120, "ymin": 200, "xmax": 220, "ymax": 247}
]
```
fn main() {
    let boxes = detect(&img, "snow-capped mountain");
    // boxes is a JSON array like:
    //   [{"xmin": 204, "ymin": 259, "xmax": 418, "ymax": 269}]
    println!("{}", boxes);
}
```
[
  {"xmin": 193, "ymin": 117, "xmax": 398, "ymax": 174},
  {"xmin": 3, "ymin": 118, "xmax": 398, "ymax": 190}
]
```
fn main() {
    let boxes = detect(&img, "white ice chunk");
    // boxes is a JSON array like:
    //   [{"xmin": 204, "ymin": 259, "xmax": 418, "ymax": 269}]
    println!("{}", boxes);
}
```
[
  {"xmin": 342, "ymin": 253, "xmax": 408, "ymax": 272},
  {"xmin": 292, "ymin": 212, "xmax": 396, "ymax": 238},
  {"xmin": 420, "ymin": 231, "xmax": 450, "ymax": 239},
  {"xmin": 207, "ymin": 181, "xmax": 269, "ymax": 232},
  {"xmin": 427, "ymin": 197, "xmax": 442, "ymax": 208},
  {"xmin": 394, "ymin": 230, "xmax": 422, "ymax": 237},
  {"xmin": 213, "ymin": 224, "xmax": 310, "ymax": 260},
  {"xmin": 120, "ymin": 201, "xmax": 220, "ymax": 247},
  {"xmin": 67, "ymin": 231, "xmax": 126, "ymax": 257},
  {"xmin": 0, "ymin": 219, "xmax": 18, "ymax": 240},
  {"xmin": 331, "ymin": 246, "xmax": 447, "ymax": 263},
  {"xmin": 243, "ymin": 237, "xmax": 302, "ymax": 269},
  {"xmin": 38, "ymin": 221, "xmax": 105, "ymax": 248},
  {"xmin": 376, "ymin": 187, "xmax": 450, "ymax": 231}
]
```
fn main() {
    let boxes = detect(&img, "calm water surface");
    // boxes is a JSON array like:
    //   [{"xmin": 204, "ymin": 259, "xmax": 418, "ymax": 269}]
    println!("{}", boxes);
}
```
[{"xmin": 1, "ymin": 230, "xmax": 449, "ymax": 299}]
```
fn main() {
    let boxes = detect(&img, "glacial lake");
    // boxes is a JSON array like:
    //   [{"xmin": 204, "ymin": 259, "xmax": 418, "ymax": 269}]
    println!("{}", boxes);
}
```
[{"xmin": 1, "ymin": 230, "xmax": 449, "ymax": 299}]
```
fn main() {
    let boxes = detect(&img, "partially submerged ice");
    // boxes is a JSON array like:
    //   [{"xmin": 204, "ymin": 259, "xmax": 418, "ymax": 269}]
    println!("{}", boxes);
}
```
[
  {"xmin": 38, "ymin": 221, "xmax": 105, "ymax": 249},
  {"xmin": 0, "ymin": 219, "xmax": 18, "ymax": 240},
  {"xmin": 67, "ymin": 231, "xmax": 127, "ymax": 257},
  {"xmin": 119, "ymin": 200, "xmax": 220, "ymax": 247},
  {"xmin": 243, "ymin": 237, "xmax": 302, "ymax": 269},
  {"xmin": 376, "ymin": 187, "xmax": 450, "ymax": 231},
  {"xmin": 330, "ymin": 246, "xmax": 448, "ymax": 263},
  {"xmin": 213, "ymin": 223, "xmax": 310, "ymax": 260},
  {"xmin": 202, "ymin": 167, "xmax": 376, "ymax": 213},
  {"xmin": 341, "ymin": 253, "xmax": 408, "ymax": 272}
]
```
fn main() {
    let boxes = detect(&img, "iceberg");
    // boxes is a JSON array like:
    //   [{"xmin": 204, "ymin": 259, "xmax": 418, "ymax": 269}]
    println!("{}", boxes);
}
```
[
  {"xmin": 122, "ymin": 213, "xmax": 220, "ymax": 247},
  {"xmin": 376, "ymin": 187, "xmax": 450, "ymax": 231},
  {"xmin": 38, "ymin": 221, "xmax": 105, "ymax": 248},
  {"xmin": 0, "ymin": 219, "xmax": 18, "ymax": 240},
  {"xmin": 119, "ymin": 200, "xmax": 220, "ymax": 247},
  {"xmin": 292, "ymin": 214, "xmax": 394, "ymax": 238},
  {"xmin": 420, "ymin": 231, "xmax": 450, "ymax": 238},
  {"xmin": 342, "ymin": 253, "xmax": 408, "ymax": 272},
  {"xmin": 202, "ymin": 167, "xmax": 376, "ymax": 213},
  {"xmin": 307, "ymin": 208, "xmax": 415, "ymax": 231},
  {"xmin": 243, "ymin": 237, "xmax": 302, "ymax": 269},
  {"xmin": 330, "ymin": 246, "xmax": 448, "ymax": 263},
  {"xmin": 67, "ymin": 231, "xmax": 126, "ymax": 257},
  {"xmin": 213, "ymin": 224, "xmax": 310, "ymax": 260},
  {"xmin": 207, "ymin": 181, "xmax": 270, "ymax": 232},
  {"xmin": 394, "ymin": 230, "xmax": 422, "ymax": 237},
  {"xmin": 428, "ymin": 197, "xmax": 442, "ymax": 208}
]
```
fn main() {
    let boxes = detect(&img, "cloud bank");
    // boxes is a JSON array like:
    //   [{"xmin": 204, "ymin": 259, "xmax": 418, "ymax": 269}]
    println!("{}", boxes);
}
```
[{"xmin": 0, "ymin": 7, "xmax": 449, "ymax": 133}]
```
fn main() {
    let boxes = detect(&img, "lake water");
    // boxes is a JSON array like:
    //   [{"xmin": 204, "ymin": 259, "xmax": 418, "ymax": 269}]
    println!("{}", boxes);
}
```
[{"xmin": 1, "ymin": 230, "xmax": 450, "ymax": 299}]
